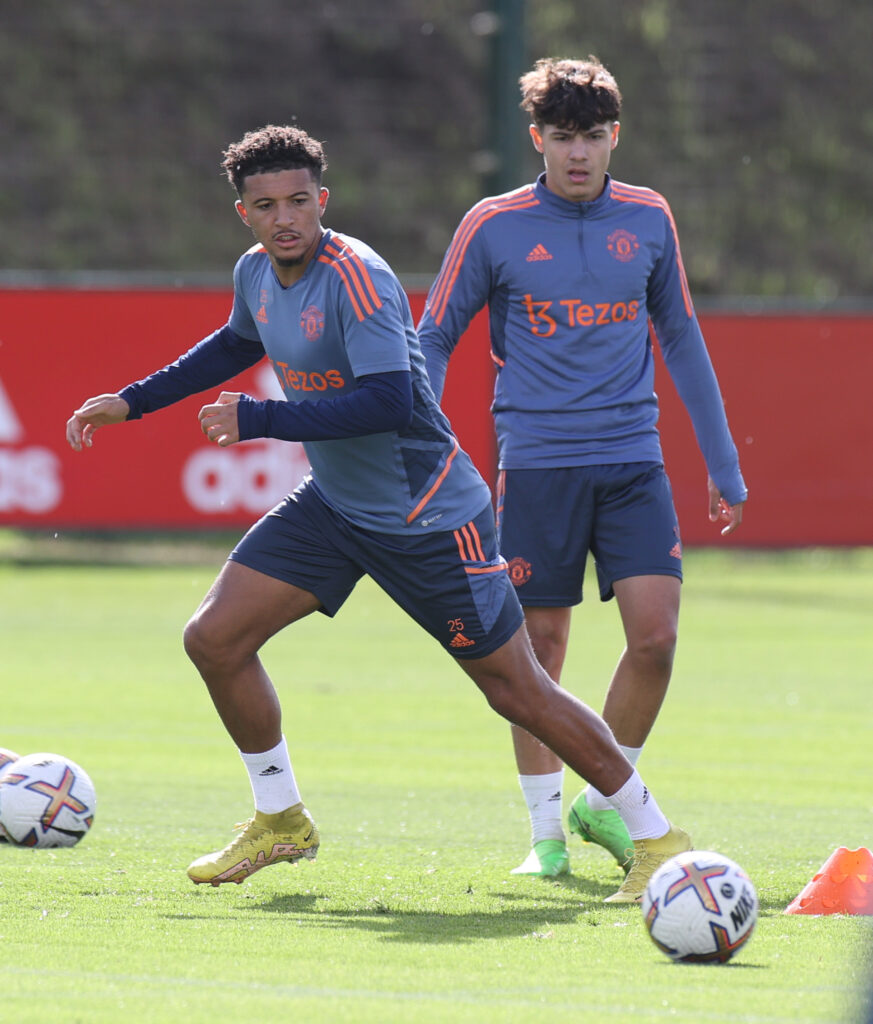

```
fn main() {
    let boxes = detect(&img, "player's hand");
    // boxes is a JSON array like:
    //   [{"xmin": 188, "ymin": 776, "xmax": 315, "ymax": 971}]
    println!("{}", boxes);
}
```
[
  {"xmin": 66, "ymin": 394, "xmax": 130, "ymax": 451},
  {"xmin": 199, "ymin": 391, "xmax": 243, "ymax": 447},
  {"xmin": 707, "ymin": 475, "xmax": 744, "ymax": 536}
]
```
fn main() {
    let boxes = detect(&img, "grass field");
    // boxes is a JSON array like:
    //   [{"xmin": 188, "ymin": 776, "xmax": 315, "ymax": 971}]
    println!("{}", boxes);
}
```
[{"xmin": 1, "ymin": 541, "xmax": 872, "ymax": 1023}]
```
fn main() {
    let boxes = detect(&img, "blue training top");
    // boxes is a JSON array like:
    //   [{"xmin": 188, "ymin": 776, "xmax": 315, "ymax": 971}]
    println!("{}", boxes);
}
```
[
  {"xmin": 418, "ymin": 173, "xmax": 747, "ymax": 507},
  {"xmin": 120, "ymin": 228, "xmax": 491, "ymax": 534}
]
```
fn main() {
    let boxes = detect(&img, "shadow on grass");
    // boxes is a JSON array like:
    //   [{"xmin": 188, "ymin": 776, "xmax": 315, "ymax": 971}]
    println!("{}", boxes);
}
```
[
  {"xmin": 164, "ymin": 871, "xmax": 639, "ymax": 943},
  {"xmin": 240, "ymin": 875, "xmax": 637, "ymax": 944},
  {"xmin": 254, "ymin": 904, "xmax": 629, "ymax": 944},
  {"xmin": 168, "ymin": 872, "xmax": 788, "ymax": 954},
  {"xmin": 165, "ymin": 877, "xmax": 782, "ymax": 955}
]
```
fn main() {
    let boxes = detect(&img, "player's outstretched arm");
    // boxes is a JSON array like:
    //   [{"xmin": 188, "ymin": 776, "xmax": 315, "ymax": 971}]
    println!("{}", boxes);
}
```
[
  {"xmin": 66, "ymin": 394, "xmax": 131, "ymax": 451},
  {"xmin": 707, "ymin": 475, "xmax": 745, "ymax": 536}
]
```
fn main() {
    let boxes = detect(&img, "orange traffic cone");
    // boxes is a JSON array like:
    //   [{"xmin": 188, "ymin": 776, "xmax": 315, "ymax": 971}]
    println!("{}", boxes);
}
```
[{"xmin": 785, "ymin": 846, "xmax": 873, "ymax": 915}]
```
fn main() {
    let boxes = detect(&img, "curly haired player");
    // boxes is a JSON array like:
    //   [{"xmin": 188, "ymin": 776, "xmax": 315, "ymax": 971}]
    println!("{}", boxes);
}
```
[{"xmin": 67, "ymin": 123, "xmax": 691, "ymax": 900}]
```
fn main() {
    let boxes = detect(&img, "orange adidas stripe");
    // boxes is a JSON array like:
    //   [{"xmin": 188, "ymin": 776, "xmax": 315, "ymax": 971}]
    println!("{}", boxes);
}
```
[
  {"xmin": 429, "ymin": 189, "xmax": 538, "ymax": 323},
  {"xmin": 318, "ymin": 252, "xmax": 365, "ymax": 320},
  {"xmin": 611, "ymin": 183, "xmax": 694, "ymax": 318},
  {"xmin": 428, "ymin": 188, "xmax": 539, "ymax": 325},
  {"xmin": 464, "ymin": 562, "xmax": 508, "ymax": 576},
  {"xmin": 318, "ymin": 239, "xmax": 383, "ymax": 322},
  {"xmin": 453, "ymin": 523, "xmax": 505, "ymax": 573},
  {"xmin": 455, "ymin": 523, "xmax": 478, "ymax": 562},
  {"xmin": 406, "ymin": 440, "xmax": 459, "ymax": 524},
  {"xmin": 318, "ymin": 244, "xmax": 375, "ymax": 320},
  {"xmin": 324, "ymin": 238, "xmax": 381, "ymax": 310},
  {"xmin": 461, "ymin": 521, "xmax": 486, "ymax": 561},
  {"xmin": 453, "ymin": 528, "xmax": 468, "ymax": 561}
]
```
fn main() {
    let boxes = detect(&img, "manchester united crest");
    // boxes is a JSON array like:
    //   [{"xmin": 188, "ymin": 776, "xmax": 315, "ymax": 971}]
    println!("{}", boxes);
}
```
[
  {"xmin": 607, "ymin": 228, "xmax": 640, "ymax": 263},
  {"xmin": 507, "ymin": 556, "xmax": 532, "ymax": 587},
  {"xmin": 300, "ymin": 304, "xmax": 325, "ymax": 341}
]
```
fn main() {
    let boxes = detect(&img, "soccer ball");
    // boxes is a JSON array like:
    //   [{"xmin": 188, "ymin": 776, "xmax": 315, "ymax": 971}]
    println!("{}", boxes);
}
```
[
  {"xmin": 642, "ymin": 849, "xmax": 758, "ymax": 963},
  {"xmin": 0, "ymin": 747, "xmax": 19, "ymax": 773},
  {"xmin": 0, "ymin": 752, "xmax": 96, "ymax": 848},
  {"xmin": 0, "ymin": 749, "xmax": 20, "ymax": 842}
]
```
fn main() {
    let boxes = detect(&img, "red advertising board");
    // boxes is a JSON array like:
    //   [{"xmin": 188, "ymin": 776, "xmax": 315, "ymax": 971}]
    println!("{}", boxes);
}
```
[
  {"xmin": 0, "ymin": 289, "xmax": 494, "ymax": 531},
  {"xmin": 659, "ymin": 312, "xmax": 873, "ymax": 546},
  {"xmin": 0, "ymin": 288, "xmax": 870, "ymax": 545}
]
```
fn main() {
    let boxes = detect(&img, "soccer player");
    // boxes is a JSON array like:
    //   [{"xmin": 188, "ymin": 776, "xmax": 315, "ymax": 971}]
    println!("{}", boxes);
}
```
[
  {"xmin": 66, "ymin": 123, "xmax": 691, "ymax": 901},
  {"xmin": 418, "ymin": 57, "xmax": 747, "ymax": 880}
]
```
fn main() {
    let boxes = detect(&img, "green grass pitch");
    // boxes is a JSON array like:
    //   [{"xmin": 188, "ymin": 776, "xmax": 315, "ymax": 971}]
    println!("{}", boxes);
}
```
[{"xmin": 1, "ymin": 543, "xmax": 871, "ymax": 1023}]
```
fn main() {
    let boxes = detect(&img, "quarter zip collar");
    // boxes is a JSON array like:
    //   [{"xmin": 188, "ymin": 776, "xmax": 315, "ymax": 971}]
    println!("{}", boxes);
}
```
[{"xmin": 533, "ymin": 172, "xmax": 613, "ymax": 218}]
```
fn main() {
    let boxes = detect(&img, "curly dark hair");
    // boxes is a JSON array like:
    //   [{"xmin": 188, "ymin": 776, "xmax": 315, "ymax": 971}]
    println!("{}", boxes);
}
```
[
  {"xmin": 519, "ymin": 56, "xmax": 622, "ymax": 131},
  {"xmin": 221, "ymin": 124, "xmax": 327, "ymax": 195}
]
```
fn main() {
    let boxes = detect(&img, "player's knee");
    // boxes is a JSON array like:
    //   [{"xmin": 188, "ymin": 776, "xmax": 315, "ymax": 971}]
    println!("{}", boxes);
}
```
[
  {"xmin": 629, "ymin": 622, "xmax": 677, "ymax": 673},
  {"xmin": 483, "ymin": 682, "xmax": 521, "ymax": 722},
  {"xmin": 182, "ymin": 613, "xmax": 229, "ymax": 674},
  {"xmin": 182, "ymin": 615, "xmax": 209, "ymax": 669},
  {"xmin": 523, "ymin": 611, "xmax": 570, "ymax": 678},
  {"xmin": 184, "ymin": 609, "xmax": 261, "ymax": 677},
  {"xmin": 477, "ymin": 667, "xmax": 552, "ymax": 728},
  {"xmin": 526, "ymin": 630, "xmax": 566, "ymax": 679}
]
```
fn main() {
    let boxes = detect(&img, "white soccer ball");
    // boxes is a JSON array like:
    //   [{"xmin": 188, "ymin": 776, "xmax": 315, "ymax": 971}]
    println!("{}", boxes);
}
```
[
  {"xmin": 0, "ymin": 747, "xmax": 19, "ymax": 773},
  {"xmin": 641, "ymin": 849, "xmax": 758, "ymax": 963},
  {"xmin": 0, "ymin": 748, "xmax": 20, "ymax": 842},
  {"xmin": 0, "ymin": 752, "xmax": 96, "ymax": 848}
]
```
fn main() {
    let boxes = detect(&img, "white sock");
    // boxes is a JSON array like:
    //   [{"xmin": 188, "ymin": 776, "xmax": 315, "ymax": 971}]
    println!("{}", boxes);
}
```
[
  {"xmin": 239, "ymin": 735, "xmax": 301, "ymax": 814},
  {"xmin": 585, "ymin": 744, "xmax": 643, "ymax": 811},
  {"xmin": 518, "ymin": 770, "xmax": 565, "ymax": 844},
  {"xmin": 604, "ymin": 768, "xmax": 668, "ymax": 840}
]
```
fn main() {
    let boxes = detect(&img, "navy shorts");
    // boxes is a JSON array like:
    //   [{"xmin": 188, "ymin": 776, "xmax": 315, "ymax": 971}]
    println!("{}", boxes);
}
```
[
  {"xmin": 229, "ymin": 480, "xmax": 523, "ymax": 659},
  {"xmin": 496, "ymin": 462, "xmax": 683, "ymax": 606}
]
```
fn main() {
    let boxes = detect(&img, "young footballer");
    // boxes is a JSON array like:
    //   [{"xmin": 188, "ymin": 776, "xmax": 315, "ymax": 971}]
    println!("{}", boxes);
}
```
[
  {"xmin": 67, "ymin": 123, "xmax": 691, "ymax": 901},
  {"xmin": 418, "ymin": 57, "xmax": 746, "ymax": 881}
]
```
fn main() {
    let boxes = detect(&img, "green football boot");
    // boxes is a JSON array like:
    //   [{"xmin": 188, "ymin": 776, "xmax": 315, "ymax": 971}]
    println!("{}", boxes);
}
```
[
  {"xmin": 510, "ymin": 838, "xmax": 570, "ymax": 877},
  {"xmin": 568, "ymin": 788, "xmax": 634, "ymax": 873}
]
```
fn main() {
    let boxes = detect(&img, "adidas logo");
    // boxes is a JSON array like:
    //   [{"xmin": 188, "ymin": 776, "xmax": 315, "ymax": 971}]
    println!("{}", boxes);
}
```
[
  {"xmin": 669, "ymin": 542, "xmax": 682, "ymax": 559},
  {"xmin": 526, "ymin": 243, "xmax": 553, "ymax": 262},
  {"xmin": 449, "ymin": 633, "xmax": 476, "ymax": 649},
  {"xmin": 258, "ymin": 765, "xmax": 283, "ymax": 776},
  {"xmin": 256, "ymin": 304, "xmax": 269, "ymax": 323}
]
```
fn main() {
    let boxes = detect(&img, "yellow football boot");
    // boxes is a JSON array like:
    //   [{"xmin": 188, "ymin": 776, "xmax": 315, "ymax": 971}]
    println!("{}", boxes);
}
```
[
  {"xmin": 187, "ymin": 803, "xmax": 319, "ymax": 886},
  {"xmin": 603, "ymin": 824, "xmax": 693, "ymax": 903}
]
